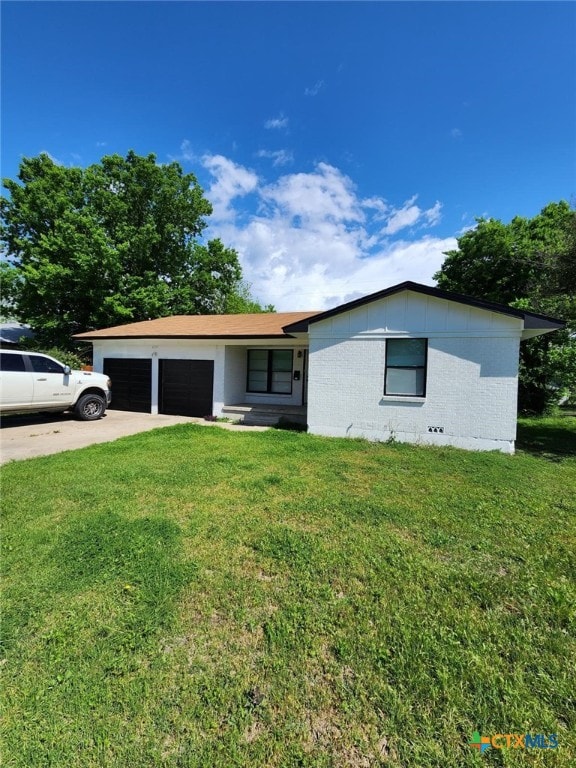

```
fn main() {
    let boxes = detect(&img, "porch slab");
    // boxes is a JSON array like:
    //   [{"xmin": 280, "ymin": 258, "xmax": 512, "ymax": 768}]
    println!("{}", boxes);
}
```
[{"xmin": 221, "ymin": 403, "xmax": 307, "ymax": 426}]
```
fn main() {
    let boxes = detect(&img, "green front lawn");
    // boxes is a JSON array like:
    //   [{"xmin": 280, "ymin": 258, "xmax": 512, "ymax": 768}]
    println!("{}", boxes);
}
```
[{"xmin": 2, "ymin": 417, "xmax": 575, "ymax": 767}]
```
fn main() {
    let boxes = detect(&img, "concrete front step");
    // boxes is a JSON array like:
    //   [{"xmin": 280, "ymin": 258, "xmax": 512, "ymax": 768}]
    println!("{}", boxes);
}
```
[
  {"xmin": 221, "ymin": 404, "xmax": 307, "ymax": 427},
  {"xmin": 243, "ymin": 413, "xmax": 286, "ymax": 426}
]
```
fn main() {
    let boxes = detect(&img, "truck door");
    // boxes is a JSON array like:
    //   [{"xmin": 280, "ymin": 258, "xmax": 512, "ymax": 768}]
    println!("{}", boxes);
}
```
[
  {"xmin": 28, "ymin": 354, "xmax": 74, "ymax": 408},
  {"xmin": 0, "ymin": 352, "xmax": 33, "ymax": 407}
]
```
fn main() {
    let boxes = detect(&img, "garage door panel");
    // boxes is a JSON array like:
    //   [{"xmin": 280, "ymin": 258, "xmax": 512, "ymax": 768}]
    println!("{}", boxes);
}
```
[
  {"xmin": 103, "ymin": 359, "xmax": 151, "ymax": 413},
  {"xmin": 160, "ymin": 360, "xmax": 213, "ymax": 417}
]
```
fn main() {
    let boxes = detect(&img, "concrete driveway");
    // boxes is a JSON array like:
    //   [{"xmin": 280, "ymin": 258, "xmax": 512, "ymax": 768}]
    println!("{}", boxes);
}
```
[{"xmin": 0, "ymin": 410, "xmax": 267, "ymax": 464}]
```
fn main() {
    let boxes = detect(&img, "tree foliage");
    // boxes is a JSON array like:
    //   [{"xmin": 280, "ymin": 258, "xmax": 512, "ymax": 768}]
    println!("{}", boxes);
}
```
[
  {"xmin": 434, "ymin": 201, "xmax": 576, "ymax": 413},
  {"xmin": 223, "ymin": 281, "xmax": 276, "ymax": 314},
  {"xmin": 15, "ymin": 337, "xmax": 87, "ymax": 370},
  {"xmin": 1, "ymin": 151, "xmax": 269, "ymax": 348}
]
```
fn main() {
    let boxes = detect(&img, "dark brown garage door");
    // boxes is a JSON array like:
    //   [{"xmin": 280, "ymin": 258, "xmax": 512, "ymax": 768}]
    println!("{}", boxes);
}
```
[
  {"xmin": 103, "ymin": 358, "xmax": 152, "ymax": 413},
  {"xmin": 160, "ymin": 359, "xmax": 214, "ymax": 417}
]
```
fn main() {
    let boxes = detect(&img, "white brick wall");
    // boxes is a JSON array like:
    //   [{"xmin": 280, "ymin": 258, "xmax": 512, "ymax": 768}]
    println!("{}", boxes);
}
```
[{"xmin": 307, "ymin": 293, "xmax": 522, "ymax": 453}]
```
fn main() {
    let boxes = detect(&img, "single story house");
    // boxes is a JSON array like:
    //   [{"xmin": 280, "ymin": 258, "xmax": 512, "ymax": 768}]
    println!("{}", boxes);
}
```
[{"xmin": 74, "ymin": 281, "xmax": 564, "ymax": 453}]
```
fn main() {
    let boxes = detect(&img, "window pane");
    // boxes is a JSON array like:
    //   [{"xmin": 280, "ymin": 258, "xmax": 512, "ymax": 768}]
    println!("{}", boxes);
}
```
[
  {"xmin": 272, "ymin": 381, "xmax": 292, "ymax": 394},
  {"xmin": 247, "ymin": 350, "xmax": 269, "ymax": 392},
  {"xmin": 248, "ymin": 372, "xmax": 268, "ymax": 392},
  {"xmin": 248, "ymin": 350, "xmax": 268, "ymax": 371},
  {"xmin": 271, "ymin": 371, "xmax": 292, "ymax": 393},
  {"xmin": 386, "ymin": 367, "xmax": 425, "ymax": 396},
  {"xmin": 0, "ymin": 353, "xmax": 26, "ymax": 372},
  {"xmin": 271, "ymin": 371, "xmax": 291, "ymax": 384},
  {"xmin": 386, "ymin": 339, "xmax": 426, "ymax": 367},
  {"xmin": 29, "ymin": 355, "xmax": 65, "ymax": 374},
  {"xmin": 271, "ymin": 350, "xmax": 293, "ymax": 372}
]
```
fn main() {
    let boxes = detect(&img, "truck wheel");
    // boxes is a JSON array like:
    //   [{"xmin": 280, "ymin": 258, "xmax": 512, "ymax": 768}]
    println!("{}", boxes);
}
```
[{"xmin": 75, "ymin": 393, "xmax": 106, "ymax": 421}]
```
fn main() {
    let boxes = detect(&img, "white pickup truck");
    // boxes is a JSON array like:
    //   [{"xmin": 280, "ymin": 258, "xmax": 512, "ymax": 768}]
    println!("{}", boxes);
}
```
[{"xmin": 0, "ymin": 349, "xmax": 112, "ymax": 420}]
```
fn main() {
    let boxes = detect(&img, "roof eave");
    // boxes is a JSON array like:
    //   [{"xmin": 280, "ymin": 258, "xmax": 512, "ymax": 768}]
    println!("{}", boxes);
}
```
[
  {"xmin": 520, "ymin": 314, "xmax": 566, "ymax": 341},
  {"xmin": 522, "ymin": 313, "xmax": 566, "ymax": 331},
  {"xmin": 73, "ymin": 333, "xmax": 301, "ymax": 341}
]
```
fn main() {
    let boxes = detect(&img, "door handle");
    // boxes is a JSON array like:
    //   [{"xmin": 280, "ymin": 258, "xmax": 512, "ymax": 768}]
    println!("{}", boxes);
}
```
[{"xmin": 36, "ymin": 378, "xmax": 47, "ymax": 381}]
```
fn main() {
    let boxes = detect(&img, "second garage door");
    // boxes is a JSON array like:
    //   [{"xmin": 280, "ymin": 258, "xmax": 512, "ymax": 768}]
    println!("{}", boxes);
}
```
[{"xmin": 160, "ymin": 359, "xmax": 214, "ymax": 417}]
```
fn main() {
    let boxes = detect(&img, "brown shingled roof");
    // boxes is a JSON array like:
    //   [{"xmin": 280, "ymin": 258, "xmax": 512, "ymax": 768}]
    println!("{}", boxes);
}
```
[{"xmin": 73, "ymin": 312, "xmax": 319, "ymax": 340}]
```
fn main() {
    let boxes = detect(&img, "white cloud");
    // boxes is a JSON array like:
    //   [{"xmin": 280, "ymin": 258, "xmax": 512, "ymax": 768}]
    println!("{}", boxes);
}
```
[
  {"xmin": 424, "ymin": 200, "xmax": 442, "ymax": 226},
  {"xmin": 202, "ymin": 156, "xmax": 454, "ymax": 310},
  {"xmin": 264, "ymin": 114, "xmax": 288, "ymax": 130},
  {"xmin": 179, "ymin": 139, "xmax": 197, "ymax": 162},
  {"xmin": 201, "ymin": 154, "xmax": 258, "ymax": 221},
  {"xmin": 304, "ymin": 79, "xmax": 324, "ymax": 96},
  {"xmin": 256, "ymin": 149, "xmax": 294, "ymax": 167},
  {"xmin": 216, "ymin": 213, "xmax": 455, "ymax": 310},
  {"xmin": 362, "ymin": 196, "xmax": 389, "ymax": 219},
  {"xmin": 170, "ymin": 139, "xmax": 198, "ymax": 163},
  {"xmin": 260, "ymin": 163, "xmax": 365, "ymax": 224},
  {"xmin": 381, "ymin": 197, "xmax": 443, "ymax": 236},
  {"xmin": 381, "ymin": 197, "xmax": 421, "ymax": 235},
  {"xmin": 451, "ymin": 128, "xmax": 463, "ymax": 139}
]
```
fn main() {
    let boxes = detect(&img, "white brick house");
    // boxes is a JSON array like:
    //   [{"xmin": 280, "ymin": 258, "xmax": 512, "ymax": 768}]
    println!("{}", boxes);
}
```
[{"xmin": 75, "ymin": 281, "xmax": 564, "ymax": 453}]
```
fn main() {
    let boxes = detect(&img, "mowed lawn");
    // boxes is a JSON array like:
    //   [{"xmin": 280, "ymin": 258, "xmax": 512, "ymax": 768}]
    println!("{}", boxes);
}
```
[{"xmin": 1, "ymin": 417, "xmax": 575, "ymax": 767}]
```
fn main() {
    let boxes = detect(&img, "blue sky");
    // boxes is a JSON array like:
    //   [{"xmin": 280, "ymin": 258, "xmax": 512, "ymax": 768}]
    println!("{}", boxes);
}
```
[{"xmin": 2, "ymin": 1, "xmax": 575, "ymax": 310}]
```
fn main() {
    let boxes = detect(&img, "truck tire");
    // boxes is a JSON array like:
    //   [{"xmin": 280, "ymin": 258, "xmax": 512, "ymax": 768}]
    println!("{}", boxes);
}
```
[{"xmin": 75, "ymin": 393, "xmax": 106, "ymax": 421}]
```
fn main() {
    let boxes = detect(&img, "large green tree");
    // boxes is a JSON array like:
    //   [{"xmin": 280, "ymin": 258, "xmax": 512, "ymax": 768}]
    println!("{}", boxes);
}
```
[
  {"xmin": 1, "ymin": 151, "xmax": 267, "ymax": 348},
  {"xmin": 435, "ymin": 201, "xmax": 576, "ymax": 413}
]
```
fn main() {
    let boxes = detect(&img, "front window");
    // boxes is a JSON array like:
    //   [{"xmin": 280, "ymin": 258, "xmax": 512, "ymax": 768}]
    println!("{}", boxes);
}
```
[
  {"xmin": 29, "ymin": 355, "xmax": 65, "ymax": 374},
  {"xmin": 385, "ymin": 338, "xmax": 427, "ymax": 397},
  {"xmin": 247, "ymin": 349, "xmax": 293, "ymax": 394}
]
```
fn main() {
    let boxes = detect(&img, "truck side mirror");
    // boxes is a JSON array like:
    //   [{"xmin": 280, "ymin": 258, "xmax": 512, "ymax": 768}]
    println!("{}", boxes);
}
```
[{"xmin": 64, "ymin": 365, "xmax": 71, "ymax": 375}]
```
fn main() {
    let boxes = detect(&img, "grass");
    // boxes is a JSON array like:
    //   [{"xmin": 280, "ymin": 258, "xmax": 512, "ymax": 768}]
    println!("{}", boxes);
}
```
[{"xmin": 1, "ymin": 416, "xmax": 575, "ymax": 767}]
